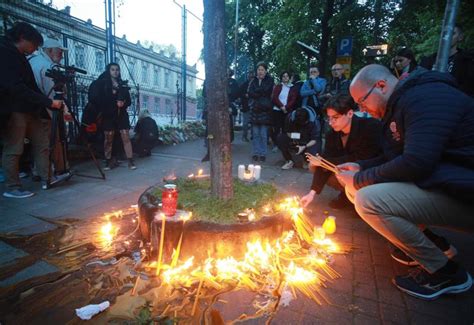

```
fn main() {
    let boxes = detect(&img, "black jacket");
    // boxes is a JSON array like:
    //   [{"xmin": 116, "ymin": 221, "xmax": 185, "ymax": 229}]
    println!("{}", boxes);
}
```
[
  {"xmin": 311, "ymin": 116, "xmax": 382, "ymax": 193},
  {"xmin": 0, "ymin": 37, "xmax": 52, "ymax": 115},
  {"xmin": 239, "ymin": 79, "xmax": 251, "ymax": 112},
  {"xmin": 135, "ymin": 116, "xmax": 159, "ymax": 142},
  {"xmin": 355, "ymin": 70, "xmax": 474, "ymax": 201},
  {"xmin": 248, "ymin": 75, "xmax": 274, "ymax": 125}
]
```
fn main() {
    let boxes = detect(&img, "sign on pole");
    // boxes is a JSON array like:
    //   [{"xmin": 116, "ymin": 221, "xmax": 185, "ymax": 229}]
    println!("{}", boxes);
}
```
[
  {"xmin": 362, "ymin": 44, "xmax": 389, "ymax": 57},
  {"xmin": 337, "ymin": 37, "xmax": 353, "ymax": 57}
]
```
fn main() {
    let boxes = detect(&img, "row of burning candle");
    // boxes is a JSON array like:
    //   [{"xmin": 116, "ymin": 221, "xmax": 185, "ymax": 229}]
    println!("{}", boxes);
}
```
[{"xmin": 237, "ymin": 164, "xmax": 262, "ymax": 181}]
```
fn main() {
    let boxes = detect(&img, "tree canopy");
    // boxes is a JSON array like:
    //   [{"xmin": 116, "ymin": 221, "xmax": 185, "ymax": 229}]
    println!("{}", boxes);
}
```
[{"xmin": 224, "ymin": 0, "xmax": 474, "ymax": 82}]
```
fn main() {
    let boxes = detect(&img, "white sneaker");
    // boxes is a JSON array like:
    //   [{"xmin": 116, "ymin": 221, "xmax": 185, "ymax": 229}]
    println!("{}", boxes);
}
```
[{"xmin": 281, "ymin": 160, "xmax": 294, "ymax": 170}]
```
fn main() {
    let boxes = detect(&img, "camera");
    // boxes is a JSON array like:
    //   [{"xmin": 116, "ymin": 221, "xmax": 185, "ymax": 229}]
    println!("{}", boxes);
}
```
[{"xmin": 45, "ymin": 65, "xmax": 87, "ymax": 90}]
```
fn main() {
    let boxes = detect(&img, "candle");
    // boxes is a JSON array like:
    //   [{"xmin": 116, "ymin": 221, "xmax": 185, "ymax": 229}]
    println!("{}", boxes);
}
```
[
  {"xmin": 238, "ymin": 165, "xmax": 245, "ymax": 180},
  {"xmin": 156, "ymin": 213, "xmax": 166, "ymax": 276},
  {"xmin": 253, "ymin": 165, "xmax": 261, "ymax": 180},
  {"xmin": 248, "ymin": 164, "xmax": 255, "ymax": 175},
  {"xmin": 314, "ymin": 227, "xmax": 326, "ymax": 241},
  {"xmin": 243, "ymin": 170, "xmax": 253, "ymax": 180},
  {"xmin": 322, "ymin": 216, "xmax": 336, "ymax": 235}
]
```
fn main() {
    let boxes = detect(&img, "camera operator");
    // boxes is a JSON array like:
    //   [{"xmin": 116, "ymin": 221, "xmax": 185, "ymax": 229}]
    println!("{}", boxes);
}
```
[
  {"xmin": 88, "ymin": 63, "xmax": 136, "ymax": 170},
  {"xmin": 277, "ymin": 107, "xmax": 321, "ymax": 170},
  {"xmin": 0, "ymin": 22, "xmax": 63, "ymax": 199},
  {"xmin": 29, "ymin": 38, "xmax": 72, "ymax": 183}
]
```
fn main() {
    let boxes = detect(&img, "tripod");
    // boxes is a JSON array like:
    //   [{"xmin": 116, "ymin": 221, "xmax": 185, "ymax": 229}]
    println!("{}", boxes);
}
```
[{"xmin": 46, "ymin": 88, "xmax": 105, "ymax": 189}]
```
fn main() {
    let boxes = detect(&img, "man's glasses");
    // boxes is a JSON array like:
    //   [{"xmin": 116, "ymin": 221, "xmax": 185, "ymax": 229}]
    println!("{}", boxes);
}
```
[
  {"xmin": 357, "ymin": 83, "xmax": 377, "ymax": 108},
  {"xmin": 331, "ymin": 68, "xmax": 343, "ymax": 71}
]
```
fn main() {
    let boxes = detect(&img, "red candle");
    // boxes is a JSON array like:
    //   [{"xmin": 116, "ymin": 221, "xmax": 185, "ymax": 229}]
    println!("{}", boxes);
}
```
[{"xmin": 162, "ymin": 184, "xmax": 178, "ymax": 216}]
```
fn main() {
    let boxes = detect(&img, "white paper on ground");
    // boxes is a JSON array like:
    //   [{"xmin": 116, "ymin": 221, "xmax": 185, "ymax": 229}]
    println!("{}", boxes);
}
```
[{"xmin": 75, "ymin": 301, "xmax": 110, "ymax": 320}]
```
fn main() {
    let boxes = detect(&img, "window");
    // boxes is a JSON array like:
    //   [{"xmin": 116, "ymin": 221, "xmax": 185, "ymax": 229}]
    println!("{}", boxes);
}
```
[
  {"xmin": 142, "ymin": 95, "xmax": 148, "ymax": 109},
  {"xmin": 164, "ymin": 70, "xmax": 170, "ymax": 88},
  {"xmin": 141, "ymin": 63, "xmax": 148, "ymax": 83},
  {"xmin": 129, "ymin": 59, "xmax": 136, "ymax": 79},
  {"xmin": 153, "ymin": 67, "xmax": 160, "ymax": 87},
  {"xmin": 75, "ymin": 46, "xmax": 85, "ymax": 68},
  {"xmin": 95, "ymin": 51, "xmax": 105, "ymax": 73},
  {"xmin": 154, "ymin": 97, "xmax": 160, "ymax": 113},
  {"xmin": 165, "ymin": 99, "xmax": 172, "ymax": 114}
]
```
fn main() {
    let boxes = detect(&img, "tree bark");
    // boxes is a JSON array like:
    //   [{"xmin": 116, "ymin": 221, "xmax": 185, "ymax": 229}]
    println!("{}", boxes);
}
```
[
  {"xmin": 203, "ymin": 0, "xmax": 234, "ymax": 199},
  {"xmin": 319, "ymin": 0, "xmax": 335, "ymax": 76}
]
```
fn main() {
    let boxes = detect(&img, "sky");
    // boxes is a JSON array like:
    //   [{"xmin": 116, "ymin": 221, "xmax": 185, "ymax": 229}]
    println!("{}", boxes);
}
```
[{"xmin": 51, "ymin": 0, "xmax": 205, "ymax": 83}]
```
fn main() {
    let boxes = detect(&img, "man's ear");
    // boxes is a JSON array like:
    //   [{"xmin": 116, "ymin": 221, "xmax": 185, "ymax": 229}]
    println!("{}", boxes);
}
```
[
  {"xmin": 377, "ymin": 79, "xmax": 388, "ymax": 94},
  {"xmin": 347, "ymin": 110, "xmax": 354, "ymax": 118}
]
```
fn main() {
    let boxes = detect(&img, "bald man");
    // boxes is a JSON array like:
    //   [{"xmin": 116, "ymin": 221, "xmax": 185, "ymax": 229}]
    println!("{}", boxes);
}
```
[
  {"xmin": 320, "ymin": 64, "xmax": 350, "ymax": 103},
  {"xmin": 336, "ymin": 64, "xmax": 474, "ymax": 300}
]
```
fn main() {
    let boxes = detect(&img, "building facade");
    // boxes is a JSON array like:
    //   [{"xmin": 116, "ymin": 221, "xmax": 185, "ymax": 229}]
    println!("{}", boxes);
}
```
[{"xmin": 0, "ymin": 0, "xmax": 198, "ymax": 125}]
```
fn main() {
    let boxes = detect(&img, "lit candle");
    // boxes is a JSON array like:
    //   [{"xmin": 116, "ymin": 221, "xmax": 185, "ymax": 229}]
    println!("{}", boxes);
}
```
[
  {"xmin": 253, "ymin": 165, "xmax": 261, "ymax": 180},
  {"xmin": 156, "ymin": 213, "xmax": 166, "ymax": 276},
  {"xmin": 248, "ymin": 164, "xmax": 255, "ymax": 175},
  {"xmin": 322, "ymin": 216, "xmax": 336, "ymax": 235},
  {"xmin": 238, "ymin": 165, "xmax": 245, "ymax": 180},
  {"xmin": 243, "ymin": 169, "xmax": 253, "ymax": 180}
]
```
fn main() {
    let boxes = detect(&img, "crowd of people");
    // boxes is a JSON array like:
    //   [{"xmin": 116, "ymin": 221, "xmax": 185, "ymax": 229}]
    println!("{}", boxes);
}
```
[
  {"xmin": 1, "ymin": 21, "xmax": 473, "ymax": 302},
  {"xmin": 0, "ymin": 22, "xmax": 159, "ymax": 199}
]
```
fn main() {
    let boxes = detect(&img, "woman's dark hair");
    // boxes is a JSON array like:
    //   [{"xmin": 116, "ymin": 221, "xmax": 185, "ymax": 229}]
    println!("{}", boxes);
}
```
[
  {"xmin": 323, "ymin": 94, "xmax": 355, "ymax": 115},
  {"xmin": 6, "ymin": 22, "xmax": 43, "ymax": 46},
  {"xmin": 280, "ymin": 71, "xmax": 290, "ymax": 82},
  {"xmin": 395, "ymin": 47, "xmax": 417, "ymax": 72},
  {"xmin": 256, "ymin": 61, "xmax": 268, "ymax": 71},
  {"xmin": 295, "ymin": 108, "xmax": 309, "ymax": 125},
  {"xmin": 98, "ymin": 63, "xmax": 122, "ymax": 80}
]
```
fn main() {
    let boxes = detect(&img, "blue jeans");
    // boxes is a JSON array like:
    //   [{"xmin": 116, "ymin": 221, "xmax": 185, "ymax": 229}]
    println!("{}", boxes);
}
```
[
  {"xmin": 252, "ymin": 124, "xmax": 268, "ymax": 156},
  {"xmin": 241, "ymin": 111, "xmax": 250, "ymax": 139}
]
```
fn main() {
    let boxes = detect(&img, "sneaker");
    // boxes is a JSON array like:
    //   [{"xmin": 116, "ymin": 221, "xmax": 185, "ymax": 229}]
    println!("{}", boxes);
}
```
[
  {"xmin": 128, "ymin": 159, "xmax": 137, "ymax": 170},
  {"xmin": 391, "ymin": 231, "xmax": 457, "ymax": 266},
  {"xmin": 103, "ymin": 160, "xmax": 111, "ymax": 171},
  {"xmin": 328, "ymin": 192, "xmax": 352, "ymax": 209},
  {"xmin": 252, "ymin": 155, "xmax": 259, "ymax": 162},
  {"xmin": 281, "ymin": 160, "xmax": 294, "ymax": 170},
  {"xmin": 393, "ymin": 265, "xmax": 472, "ymax": 300},
  {"xmin": 259, "ymin": 156, "xmax": 266, "ymax": 162},
  {"xmin": 3, "ymin": 189, "xmax": 35, "ymax": 198},
  {"xmin": 41, "ymin": 181, "xmax": 50, "ymax": 190},
  {"xmin": 19, "ymin": 172, "xmax": 29, "ymax": 179},
  {"xmin": 271, "ymin": 146, "xmax": 278, "ymax": 153}
]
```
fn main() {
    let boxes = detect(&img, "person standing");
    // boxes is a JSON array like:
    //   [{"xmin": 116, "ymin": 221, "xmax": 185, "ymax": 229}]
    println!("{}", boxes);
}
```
[
  {"xmin": 248, "ymin": 62, "xmax": 274, "ymax": 162},
  {"xmin": 300, "ymin": 66, "xmax": 326, "ymax": 116},
  {"xmin": 88, "ymin": 63, "xmax": 136, "ymax": 170},
  {"xmin": 271, "ymin": 71, "xmax": 296, "ymax": 151},
  {"xmin": 29, "ymin": 38, "xmax": 72, "ymax": 182},
  {"xmin": 0, "ymin": 22, "xmax": 63, "ymax": 198},
  {"xmin": 319, "ymin": 64, "xmax": 350, "ymax": 104},
  {"xmin": 239, "ymin": 70, "xmax": 255, "ymax": 142}
]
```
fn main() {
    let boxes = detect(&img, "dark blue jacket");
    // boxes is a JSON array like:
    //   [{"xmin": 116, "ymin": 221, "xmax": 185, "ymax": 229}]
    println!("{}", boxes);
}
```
[
  {"xmin": 355, "ymin": 70, "xmax": 474, "ymax": 202},
  {"xmin": 248, "ymin": 75, "xmax": 274, "ymax": 125}
]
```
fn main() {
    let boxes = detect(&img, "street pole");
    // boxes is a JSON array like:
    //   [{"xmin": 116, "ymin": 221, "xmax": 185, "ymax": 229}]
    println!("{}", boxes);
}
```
[
  {"xmin": 433, "ymin": 0, "xmax": 460, "ymax": 72},
  {"xmin": 233, "ymin": 0, "xmax": 239, "ymax": 72},
  {"xmin": 105, "ymin": 0, "xmax": 116, "ymax": 64},
  {"xmin": 182, "ymin": 4, "xmax": 187, "ymax": 121}
]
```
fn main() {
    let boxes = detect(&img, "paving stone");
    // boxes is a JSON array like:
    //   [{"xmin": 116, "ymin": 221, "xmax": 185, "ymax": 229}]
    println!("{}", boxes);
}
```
[
  {"xmin": 0, "ymin": 241, "xmax": 28, "ymax": 267},
  {"xmin": 354, "ymin": 282, "xmax": 378, "ymax": 301},
  {"xmin": 354, "ymin": 313, "xmax": 382, "ymax": 325},
  {"xmin": 0, "ymin": 260, "xmax": 59, "ymax": 287},
  {"xmin": 377, "ymin": 287, "xmax": 405, "ymax": 307},
  {"xmin": 354, "ymin": 270, "xmax": 376, "ymax": 286},
  {"xmin": 379, "ymin": 303, "xmax": 409, "ymax": 324}
]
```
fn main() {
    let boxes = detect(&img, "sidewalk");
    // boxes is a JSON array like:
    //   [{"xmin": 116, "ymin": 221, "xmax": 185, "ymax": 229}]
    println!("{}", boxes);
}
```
[{"xmin": 1, "ymin": 132, "xmax": 473, "ymax": 323}]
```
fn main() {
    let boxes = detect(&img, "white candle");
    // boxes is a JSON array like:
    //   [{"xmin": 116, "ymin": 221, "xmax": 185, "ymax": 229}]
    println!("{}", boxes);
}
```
[
  {"xmin": 248, "ymin": 164, "xmax": 255, "ymax": 176},
  {"xmin": 254, "ymin": 165, "xmax": 261, "ymax": 180},
  {"xmin": 238, "ymin": 165, "xmax": 245, "ymax": 180}
]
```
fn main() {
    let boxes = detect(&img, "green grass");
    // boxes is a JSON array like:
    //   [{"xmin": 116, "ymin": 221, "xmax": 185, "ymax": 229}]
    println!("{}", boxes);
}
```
[{"xmin": 153, "ymin": 178, "xmax": 283, "ymax": 224}]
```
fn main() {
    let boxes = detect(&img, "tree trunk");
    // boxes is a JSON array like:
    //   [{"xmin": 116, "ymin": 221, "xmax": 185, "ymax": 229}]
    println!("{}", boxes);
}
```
[
  {"xmin": 203, "ymin": 0, "xmax": 234, "ymax": 199},
  {"xmin": 373, "ymin": 0, "xmax": 382, "ymax": 44},
  {"xmin": 319, "ymin": 0, "xmax": 335, "ymax": 76}
]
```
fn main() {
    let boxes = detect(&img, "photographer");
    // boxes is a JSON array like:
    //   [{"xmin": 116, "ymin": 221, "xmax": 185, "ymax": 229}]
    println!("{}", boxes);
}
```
[
  {"xmin": 88, "ymin": 63, "xmax": 136, "ymax": 170},
  {"xmin": 29, "ymin": 38, "xmax": 72, "ymax": 182},
  {"xmin": 0, "ymin": 22, "xmax": 63, "ymax": 199},
  {"xmin": 277, "ymin": 107, "xmax": 321, "ymax": 170}
]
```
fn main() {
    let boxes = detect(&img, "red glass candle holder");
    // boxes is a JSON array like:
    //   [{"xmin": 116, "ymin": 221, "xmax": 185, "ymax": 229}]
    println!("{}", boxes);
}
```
[{"xmin": 162, "ymin": 184, "xmax": 178, "ymax": 216}]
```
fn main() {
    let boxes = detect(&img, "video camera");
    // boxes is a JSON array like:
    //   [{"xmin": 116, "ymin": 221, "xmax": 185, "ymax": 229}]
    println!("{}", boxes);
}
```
[{"xmin": 45, "ymin": 64, "xmax": 87, "ymax": 90}]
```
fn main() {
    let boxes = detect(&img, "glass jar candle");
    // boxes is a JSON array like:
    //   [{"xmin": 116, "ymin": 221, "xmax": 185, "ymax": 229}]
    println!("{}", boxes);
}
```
[{"xmin": 162, "ymin": 184, "xmax": 178, "ymax": 216}]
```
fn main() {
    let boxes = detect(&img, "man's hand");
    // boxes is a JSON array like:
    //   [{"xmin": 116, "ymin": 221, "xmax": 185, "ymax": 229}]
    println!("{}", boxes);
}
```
[
  {"xmin": 336, "ymin": 171, "xmax": 356, "ymax": 194},
  {"xmin": 117, "ymin": 100, "xmax": 125, "ymax": 108},
  {"xmin": 50, "ymin": 100, "xmax": 63, "ymax": 110},
  {"xmin": 281, "ymin": 106, "xmax": 287, "ymax": 114},
  {"xmin": 337, "ymin": 162, "xmax": 360, "ymax": 172},
  {"xmin": 300, "ymin": 190, "xmax": 315, "ymax": 208},
  {"xmin": 305, "ymin": 153, "xmax": 321, "ymax": 167},
  {"xmin": 296, "ymin": 145, "xmax": 306, "ymax": 155}
]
